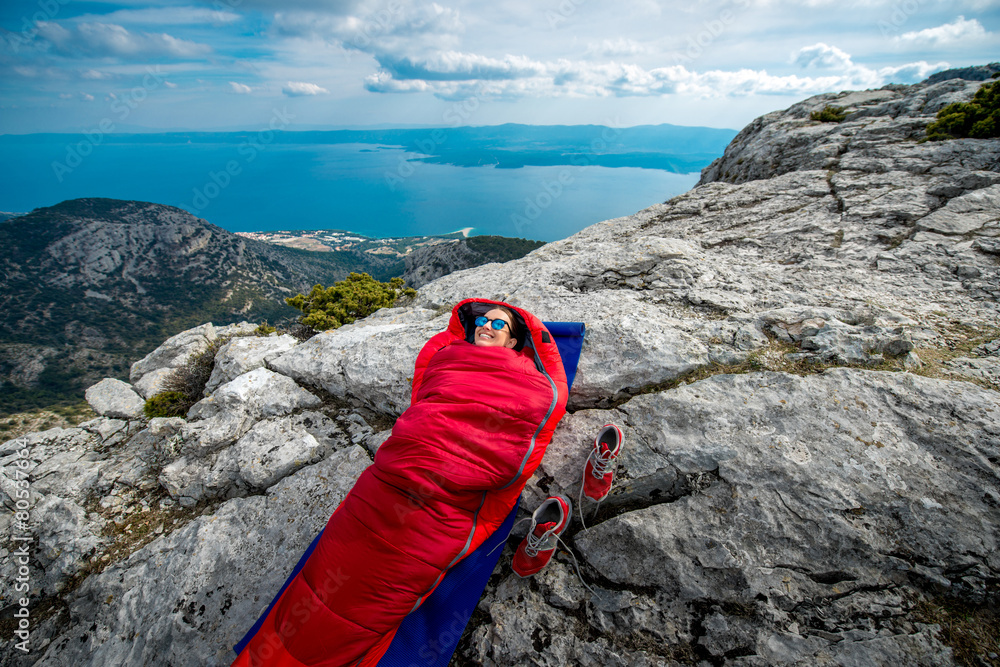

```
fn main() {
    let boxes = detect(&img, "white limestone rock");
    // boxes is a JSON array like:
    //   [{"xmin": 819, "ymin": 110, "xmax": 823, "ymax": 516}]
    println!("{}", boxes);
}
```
[
  {"xmin": 205, "ymin": 334, "xmax": 299, "ymax": 393},
  {"xmin": 179, "ymin": 368, "xmax": 321, "ymax": 456},
  {"xmin": 129, "ymin": 323, "xmax": 217, "ymax": 398},
  {"xmin": 84, "ymin": 378, "xmax": 146, "ymax": 420},
  {"xmin": 269, "ymin": 307, "xmax": 445, "ymax": 416},
  {"xmin": 27, "ymin": 446, "xmax": 371, "ymax": 666},
  {"xmin": 33, "ymin": 496, "xmax": 102, "ymax": 595}
]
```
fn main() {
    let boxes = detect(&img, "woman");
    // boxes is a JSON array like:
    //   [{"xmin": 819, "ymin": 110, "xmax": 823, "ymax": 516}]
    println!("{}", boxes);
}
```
[{"xmin": 233, "ymin": 298, "xmax": 568, "ymax": 666}]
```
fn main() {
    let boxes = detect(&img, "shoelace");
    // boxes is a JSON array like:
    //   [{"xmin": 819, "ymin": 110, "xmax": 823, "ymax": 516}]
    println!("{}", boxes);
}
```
[
  {"xmin": 589, "ymin": 448, "xmax": 616, "ymax": 478},
  {"xmin": 512, "ymin": 517, "xmax": 603, "ymax": 601},
  {"xmin": 523, "ymin": 521, "xmax": 556, "ymax": 557},
  {"xmin": 579, "ymin": 447, "xmax": 617, "ymax": 531}
]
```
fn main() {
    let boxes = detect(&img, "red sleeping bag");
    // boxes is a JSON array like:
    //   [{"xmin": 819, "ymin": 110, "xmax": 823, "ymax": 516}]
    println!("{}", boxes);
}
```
[{"xmin": 233, "ymin": 298, "xmax": 568, "ymax": 666}]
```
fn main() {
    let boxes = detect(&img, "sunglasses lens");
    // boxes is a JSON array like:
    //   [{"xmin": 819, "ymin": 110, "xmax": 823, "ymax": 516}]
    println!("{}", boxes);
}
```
[
  {"xmin": 492, "ymin": 320, "xmax": 507, "ymax": 330},
  {"xmin": 475, "ymin": 316, "xmax": 488, "ymax": 327}
]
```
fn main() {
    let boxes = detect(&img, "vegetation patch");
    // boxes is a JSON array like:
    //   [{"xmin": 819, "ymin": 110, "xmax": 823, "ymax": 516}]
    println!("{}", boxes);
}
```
[
  {"xmin": 143, "ymin": 336, "xmax": 231, "ymax": 418},
  {"xmin": 914, "ymin": 596, "xmax": 1000, "ymax": 667},
  {"xmin": 465, "ymin": 235, "xmax": 545, "ymax": 262},
  {"xmin": 143, "ymin": 391, "xmax": 192, "ymax": 419},
  {"xmin": 91, "ymin": 490, "xmax": 215, "ymax": 570},
  {"xmin": 811, "ymin": 105, "xmax": 847, "ymax": 123},
  {"xmin": 909, "ymin": 323, "xmax": 1000, "ymax": 392},
  {"xmin": 0, "ymin": 402, "xmax": 96, "ymax": 439},
  {"xmin": 925, "ymin": 79, "xmax": 1000, "ymax": 141},
  {"xmin": 286, "ymin": 272, "xmax": 416, "ymax": 332}
]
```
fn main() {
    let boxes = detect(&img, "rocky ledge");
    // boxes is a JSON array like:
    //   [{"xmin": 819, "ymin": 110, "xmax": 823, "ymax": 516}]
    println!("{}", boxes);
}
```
[{"xmin": 1, "ymin": 72, "xmax": 998, "ymax": 666}]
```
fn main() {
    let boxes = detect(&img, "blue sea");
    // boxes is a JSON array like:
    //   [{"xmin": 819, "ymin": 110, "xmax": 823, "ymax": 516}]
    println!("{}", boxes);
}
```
[{"xmin": 0, "ymin": 136, "xmax": 702, "ymax": 242}]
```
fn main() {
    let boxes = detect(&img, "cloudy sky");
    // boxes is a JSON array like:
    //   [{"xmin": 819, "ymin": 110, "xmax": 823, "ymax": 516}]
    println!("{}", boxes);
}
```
[{"xmin": 1, "ymin": 0, "xmax": 997, "ymax": 133}]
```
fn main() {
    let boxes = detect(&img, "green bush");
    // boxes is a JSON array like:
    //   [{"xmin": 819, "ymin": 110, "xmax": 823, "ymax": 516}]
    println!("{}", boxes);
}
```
[
  {"xmin": 144, "ymin": 391, "xmax": 190, "ymax": 418},
  {"xmin": 925, "ymin": 80, "xmax": 1000, "ymax": 141},
  {"xmin": 810, "ymin": 105, "xmax": 847, "ymax": 123},
  {"xmin": 285, "ymin": 273, "xmax": 416, "ymax": 331},
  {"xmin": 254, "ymin": 321, "xmax": 277, "ymax": 336}
]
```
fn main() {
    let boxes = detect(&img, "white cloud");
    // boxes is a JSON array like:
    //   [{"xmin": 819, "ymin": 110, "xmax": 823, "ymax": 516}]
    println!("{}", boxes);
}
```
[
  {"xmin": 364, "ymin": 47, "xmax": 948, "ymax": 100},
  {"xmin": 273, "ymin": 3, "xmax": 464, "ymax": 56},
  {"xmin": 72, "ymin": 7, "xmax": 241, "ymax": 27},
  {"xmin": 34, "ymin": 21, "xmax": 212, "ymax": 59},
  {"xmin": 894, "ymin": 16, "xmax": 988, "ymax": 47},
  {"xmin": 376, "ymin": 51, "xmax": 546, "ymax": 81},
  {"xmin": 80, "ymin": 69, "xmax": 112, "ymax": 80},
  {"xmin": 164, "ymin": 81, "xmax": 178, "ymax": 89},
  {"xmin": 792, "ymin": 43, "xmax": 854, "ymax": 69},
  {"xmin": 876, "ymin": 60, "xmax": 950, "ymax": 83},
  {"xmin": 82, "ymin": 93, "xmax": 95, "ymax": 101},
  {"xmin": 282, "ymin": 81, "xmax": 329, "ymax": 96},
  {"xmin": 229, "ymin": 81, "xmax": 253, "ymax": 93}
]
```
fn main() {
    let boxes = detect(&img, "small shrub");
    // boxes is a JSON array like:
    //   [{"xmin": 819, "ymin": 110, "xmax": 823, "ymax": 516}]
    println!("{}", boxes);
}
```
[
  {"xmin": 144, "ymin": 391, "xmax": 190, "ymax": 418},
  {"xmin": 285, "ymin": 273, "xmax": 416, "ymax": 332},
  {"xmin": 254, "ymin": 321, "xmax": 276, "ymax": 336},
  {"xmin": 925, "ymin": 80, "xmax": 1000, "ymax": 141},
  {"xmin": 162, "ymin": 339, "xmax": 225, "ymax": 401},
  {"xmin": 144, "ymin": 337, "xmax": 228, "ymax": 418},
  {"xmin": 810, "ymin": 105, "xmax": 847, "ymax": 123}
]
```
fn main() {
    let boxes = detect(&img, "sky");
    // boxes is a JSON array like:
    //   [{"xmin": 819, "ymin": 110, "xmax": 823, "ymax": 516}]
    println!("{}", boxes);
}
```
[{"xmin": 0, "ymin": 0, "xmax": 997, "ymax": 134}]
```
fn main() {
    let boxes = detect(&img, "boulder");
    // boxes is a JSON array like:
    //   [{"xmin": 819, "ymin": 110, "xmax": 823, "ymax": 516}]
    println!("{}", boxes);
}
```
[
  {"xmin": 179, "ymin": 368, "xmax": 321, "ymax": 456},
  {"xmin": 129, "ymin": 323, "xmax": 217, "ymax": 398},
  {"xmin": 204, "ymin": 334, "xmax": 298, "ymax": 393},
  {"xmin": 269, "ymin": 307, "xmax": 444, "ymax": 416},
  {"xmin": 84, "ymin": 378, "xmax": 146, "ymax": 420},
  {"xmin": 160, "ymin": 411, "xmax": 348, "ymax": 503}
]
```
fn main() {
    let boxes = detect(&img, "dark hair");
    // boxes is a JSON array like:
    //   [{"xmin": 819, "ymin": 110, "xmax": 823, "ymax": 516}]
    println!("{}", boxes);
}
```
[{"xmin": 494, "ymin": 305, "xmax": 522, "ymax": 343}]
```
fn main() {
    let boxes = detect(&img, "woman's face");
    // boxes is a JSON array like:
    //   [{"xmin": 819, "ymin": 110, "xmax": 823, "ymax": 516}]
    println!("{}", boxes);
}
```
[{"xmin": 474, "ymin": 308, "xmax": 518, "ymax": 349}]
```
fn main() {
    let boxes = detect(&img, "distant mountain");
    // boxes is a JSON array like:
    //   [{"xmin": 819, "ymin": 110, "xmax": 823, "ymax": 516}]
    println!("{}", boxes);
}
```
[
  {"xmin": 402, "ymin": 235, "xmax": 546, "ymax": 288},
  {"xmin": 924, "ymin": 62, "xmax": 1000, "ymax": 84},
  {"xmin": 0, "ymin": 199, "xmax": 402, "ymax": 415},
  {"xmin": 0, "ymin": 198, "xmax": 546, "ymax": 415}
]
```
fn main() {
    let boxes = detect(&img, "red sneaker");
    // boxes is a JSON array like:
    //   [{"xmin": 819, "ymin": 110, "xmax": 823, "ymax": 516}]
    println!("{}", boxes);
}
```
[
  {"xmin": 511, "ymin": 495, "xmax": 572, "ymax": 578},
  {"xmin": 582, "ymin": 424, "xmax": 624, "ymax": 502}
]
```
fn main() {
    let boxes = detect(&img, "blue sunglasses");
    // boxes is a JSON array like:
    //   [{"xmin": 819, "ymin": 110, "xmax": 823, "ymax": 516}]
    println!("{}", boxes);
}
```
[{"xmin": 475, "ymin": 315, "xmax": 510, "ymax": 331}]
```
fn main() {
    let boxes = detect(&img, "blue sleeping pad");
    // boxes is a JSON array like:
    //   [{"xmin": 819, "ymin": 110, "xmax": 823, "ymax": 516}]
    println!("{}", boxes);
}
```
[{"xmin": 235, "ymin": 321, "xmax": 587, "ymax": 664}]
